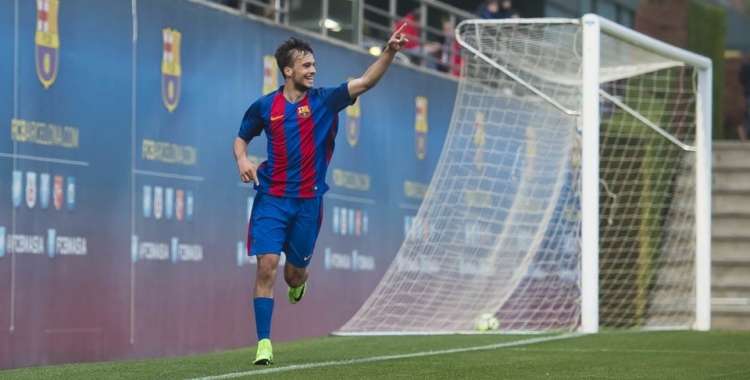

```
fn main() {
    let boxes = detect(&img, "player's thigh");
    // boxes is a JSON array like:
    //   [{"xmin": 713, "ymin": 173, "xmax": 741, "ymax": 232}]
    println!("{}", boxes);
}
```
[
  {"xmin": 284, "ymin": 197, "xmax": 323, "ymax": 268},
  {"xmin": 248, "ymin": 192, "xmax": 291, "ymax": 256}
]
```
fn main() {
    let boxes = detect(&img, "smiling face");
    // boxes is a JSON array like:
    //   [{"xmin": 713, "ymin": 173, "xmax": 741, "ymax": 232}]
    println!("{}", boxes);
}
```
[{"xmin": 284, "ymin": 51, "xmax": 316, "ymax": 91}]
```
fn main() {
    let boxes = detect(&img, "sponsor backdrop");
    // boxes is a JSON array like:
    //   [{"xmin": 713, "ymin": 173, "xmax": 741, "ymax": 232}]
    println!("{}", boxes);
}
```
[{"xmin": 0, "ymin": 0, "xmax": 455, "ymax": 369}]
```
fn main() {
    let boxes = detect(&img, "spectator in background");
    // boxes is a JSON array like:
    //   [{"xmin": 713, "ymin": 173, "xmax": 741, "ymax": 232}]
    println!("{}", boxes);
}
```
[
  {"xmin": 395, "ymin": 7, "xmax": 440, "ymax": 68},
  {"xmin": 436, "ymin": 18, "xmax": 463, "ymax": 77},
  {"xmin": 740, "ymin": 58, "xmax": 750, "ymax": 140},
  {"xmin": 477, "ymin": 0, "xmax": 517, "ymax": 19}
]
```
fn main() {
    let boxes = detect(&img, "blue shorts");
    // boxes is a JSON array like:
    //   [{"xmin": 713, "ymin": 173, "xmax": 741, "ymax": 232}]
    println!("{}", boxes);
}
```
[{"xmin": 247, "ymin": 192, "xmax": 323, "ymax": 268}]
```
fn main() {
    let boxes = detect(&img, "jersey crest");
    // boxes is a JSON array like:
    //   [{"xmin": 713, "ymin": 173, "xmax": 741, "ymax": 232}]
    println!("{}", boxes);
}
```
[{"xmin": 297, "ymin": 105, "xmax": 311, "ymax": 118}]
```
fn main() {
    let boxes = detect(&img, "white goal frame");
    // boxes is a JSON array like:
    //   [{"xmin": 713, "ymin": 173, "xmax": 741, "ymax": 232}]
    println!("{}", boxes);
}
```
[
  {"xmin": 452, "ymin": 14, "xmax": 712, "ymax": 333},
  {"xmin": 578, "ymin": 14, "xmax": 712, "ymax": 333}
]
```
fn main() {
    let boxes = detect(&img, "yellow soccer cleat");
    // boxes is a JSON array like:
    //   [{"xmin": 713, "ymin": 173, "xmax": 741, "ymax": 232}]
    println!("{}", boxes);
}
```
[{"xmin": 253, "ymin": 338, "xmax": 273, "ymax": 365}]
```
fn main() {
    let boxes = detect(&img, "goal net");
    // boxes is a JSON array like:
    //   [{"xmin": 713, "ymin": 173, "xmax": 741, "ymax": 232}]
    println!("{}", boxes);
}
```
[{"xmin": 336, "ymin": 16, "xmax": 711, "ymax": 334}]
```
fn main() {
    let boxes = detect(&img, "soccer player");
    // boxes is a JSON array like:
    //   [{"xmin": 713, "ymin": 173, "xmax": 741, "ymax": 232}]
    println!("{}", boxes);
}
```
[{"xmin": 233, "ymin": 26, "xmax": 408, "ymax": 365}]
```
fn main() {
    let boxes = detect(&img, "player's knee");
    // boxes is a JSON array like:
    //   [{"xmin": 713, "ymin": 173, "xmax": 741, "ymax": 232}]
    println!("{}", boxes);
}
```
[{"xmin": 256, "ymin": 256, "xmax": 279, "ymax": 279}]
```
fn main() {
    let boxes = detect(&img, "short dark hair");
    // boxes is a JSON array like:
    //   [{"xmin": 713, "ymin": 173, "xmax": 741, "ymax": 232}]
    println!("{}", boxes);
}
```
[{"xmin": 275, "ymin": 37, "xmax": 313, "ymax": 77}]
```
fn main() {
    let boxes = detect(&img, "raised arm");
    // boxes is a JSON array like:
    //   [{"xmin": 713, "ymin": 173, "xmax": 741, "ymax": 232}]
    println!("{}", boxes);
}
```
[{"xmin": 347, "ymin": 24, "xmax": 408, "ymax": 99}]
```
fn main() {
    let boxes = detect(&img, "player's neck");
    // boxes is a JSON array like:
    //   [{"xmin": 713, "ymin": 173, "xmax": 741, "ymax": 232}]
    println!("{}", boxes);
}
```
[{"xmin": 282, "ymin": 83, "xmax": 308, "ymax": 104}]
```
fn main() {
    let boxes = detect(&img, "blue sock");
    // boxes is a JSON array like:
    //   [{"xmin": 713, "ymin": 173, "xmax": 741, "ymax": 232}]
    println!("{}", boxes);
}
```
[{"xmin": 254, "ymin": 297, "xmax": 274, "ymax": 341}]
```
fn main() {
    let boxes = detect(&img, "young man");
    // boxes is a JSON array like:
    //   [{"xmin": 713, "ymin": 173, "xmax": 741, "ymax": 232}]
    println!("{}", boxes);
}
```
[{"xmin": 233, "ymin": 26, "xmax": 408, "ymax": 365}]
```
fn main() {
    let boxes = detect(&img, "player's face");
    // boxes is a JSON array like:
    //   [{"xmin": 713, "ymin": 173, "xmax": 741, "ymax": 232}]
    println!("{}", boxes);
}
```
[{"xmin": 289, "ymin": 53, "xmax": 315, "ymax": 91}]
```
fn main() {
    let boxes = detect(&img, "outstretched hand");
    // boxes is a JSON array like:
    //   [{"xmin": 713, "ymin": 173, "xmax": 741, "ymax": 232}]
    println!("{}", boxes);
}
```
[{"xmin": 387, "ymin": 24, "xmax": 408, "ymax": 52}]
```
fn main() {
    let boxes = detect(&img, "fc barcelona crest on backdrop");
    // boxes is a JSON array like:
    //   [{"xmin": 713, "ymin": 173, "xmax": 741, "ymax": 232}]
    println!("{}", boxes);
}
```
[
  {"xmin": 162, "ymin": 28, "xmax": 182, "ymax": 113},
  {"xmin": 473, "ymin": 111, "xmax": 485, "ymax": 170},
  {"xmin": 35, "ymin": 0, "xmax": 60, "ymax": 89},
  {"xmin": 415, "ymin": 96, "xmax": 428, "ymax": 160},
  {"xmin": 346, "ymin": 94, "xmax": 360, "ymax": 147},
  {"xmin": 262, "ymin": 55, "xmax": 278, "ymax": 95}
]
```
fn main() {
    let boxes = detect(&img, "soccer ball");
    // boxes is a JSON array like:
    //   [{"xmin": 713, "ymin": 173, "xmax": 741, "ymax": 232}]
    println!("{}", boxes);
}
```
[{"xmin": 475, "ymin": 313, "xmax": 500, "ymax": 331}]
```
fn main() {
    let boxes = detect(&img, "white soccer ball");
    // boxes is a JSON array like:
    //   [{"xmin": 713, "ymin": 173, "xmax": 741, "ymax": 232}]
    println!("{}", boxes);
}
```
[{"xmin": 475, "ymin": 313, "xmax": 500, "ymax": 332}]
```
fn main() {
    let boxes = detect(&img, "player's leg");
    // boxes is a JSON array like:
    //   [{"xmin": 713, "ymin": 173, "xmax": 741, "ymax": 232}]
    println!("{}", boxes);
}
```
[
  {"xmin": 284, "ymin": 196, "xmax": 323, "ymax": 304},
  {"xmin": 247, "ymin": 192, "xmax": 290, "ymax": 365}
]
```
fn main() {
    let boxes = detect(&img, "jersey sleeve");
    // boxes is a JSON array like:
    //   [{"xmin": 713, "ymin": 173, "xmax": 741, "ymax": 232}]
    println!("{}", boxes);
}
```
[
  {"xmin": 238, "ymin": 100, "xmax": 265, "ymax": 142},
  {"xmin": 320, "ymin": 82, "xmax": 356, "ymax": 113}
]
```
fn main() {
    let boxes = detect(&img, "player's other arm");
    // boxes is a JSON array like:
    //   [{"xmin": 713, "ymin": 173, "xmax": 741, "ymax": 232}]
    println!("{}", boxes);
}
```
[
  {"xmin": 234, "ymin": 103, "xmax": 264, "ymax": 186},
  {"xmin": 347, "ymin": 24, "xmax": 408, "ymax": 99},
  {"xmin": 234, "ymin": 137, "xmax": 258, "ymax": 186}
]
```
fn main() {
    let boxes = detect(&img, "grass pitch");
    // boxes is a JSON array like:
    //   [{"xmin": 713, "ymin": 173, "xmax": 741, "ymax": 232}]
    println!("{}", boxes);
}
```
[{"xmin": 2, "ymin": 330, "xmax": 749, "ymax": 379}]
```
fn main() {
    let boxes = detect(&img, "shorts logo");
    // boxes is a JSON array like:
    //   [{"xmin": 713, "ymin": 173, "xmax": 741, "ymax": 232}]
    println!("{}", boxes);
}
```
[
  {"xmin": 153, "ymin": 186, "xmax": 163, "ymax": 220},
  {"xmin": 175, "ymin": 189, "xmax": 184, "ymax": 221},
  {"xmin": 12, "ymin": 171, "xmax": 22, "ymax": 208},
  {"xmin": 415, "ymin": 96, "xmax": 428, "ymax": 160},
  {"xmin": 26, "ymin": 172, "xmax": 37, "ymax": 209},
  {"xmin": 35, "ymin": 0, "xmax": 60, "ymax": 89},
  {"xmin": 53, "ymin": 175, "xmax": 63, "ymax": 210},
  {"xmin": 162, "ymin": 28, "xmax": 182, "ymax": 113},
  {"xmin": 297, "ymin": 105, "xmax": 310, "ymax": 119},
  {"xmin": 346, "ymin": 78, "xmax": 360, "ymax": 147},
  {"xmin": 39, "ymin": 173, "xmax": 50, "ymax": 209},
  {"xmin": 262, "ymin": 55, "xmax": 278, "ymax": 95},
  {"xmin": 66, "ymin": 176, "xmax": 75, "ymax": 211},
  {"xmin": 473, "ymin": 110, "xmax": 485, "ymax": 170}
]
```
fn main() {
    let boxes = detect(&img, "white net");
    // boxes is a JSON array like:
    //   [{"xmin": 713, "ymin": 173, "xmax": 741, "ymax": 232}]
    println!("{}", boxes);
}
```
[{"xmin": 336, "ymin": 18, "xmax": 699, "ymax": 334}]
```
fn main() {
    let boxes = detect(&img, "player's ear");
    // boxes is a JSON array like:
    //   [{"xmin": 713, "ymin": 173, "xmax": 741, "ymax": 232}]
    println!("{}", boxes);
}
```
[{"xmin": 283, "ymin": 66, "xmax": 292, "ymax": 78}]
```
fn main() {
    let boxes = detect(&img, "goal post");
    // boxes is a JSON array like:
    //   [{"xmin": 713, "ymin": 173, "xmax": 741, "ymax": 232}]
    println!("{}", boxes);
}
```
[
  {"xmin": 580, "ymin": 15, "xmax": 712, "ymax": 333},
  {"xmin": 335, "ymin": 14, "xmax": 711, "ymax": 336}
]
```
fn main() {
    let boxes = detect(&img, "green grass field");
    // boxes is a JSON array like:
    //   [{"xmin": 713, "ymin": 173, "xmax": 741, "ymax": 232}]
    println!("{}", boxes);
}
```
[{"xmin": 2, "ymin": 331, "xmax": 750, "ymax": 379}]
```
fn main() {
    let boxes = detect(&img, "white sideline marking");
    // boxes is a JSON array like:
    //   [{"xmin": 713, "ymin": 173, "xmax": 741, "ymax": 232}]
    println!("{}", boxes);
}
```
[
  {"xmin": 510, "ymin": 347, "xmax": 750, "ymax": 356},
  {"xmin": 186, "ymin": 333, "xmax": 581, "ymax": 380}
]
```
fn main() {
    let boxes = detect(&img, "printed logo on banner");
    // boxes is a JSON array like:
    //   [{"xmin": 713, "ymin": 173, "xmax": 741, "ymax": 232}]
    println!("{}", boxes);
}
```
[
  {"xmin": 332, "ymin": 206, "xmax": 339, "ymax": 233},
  {"xmin": 339, "ymin": 207, "xmax": 347, "ymax": 236},
  {"xmin": 165, "ymin": 187, "xmax": 174, "ymax": 220},
  {"xmin": 131, "ymin": 235, "xmax": 139, "ymax": 263},
  {"xmin": 39, "ymin": 173, "xmax": 50, "ymax": 209},
  {"xmin": 346, "ymin": 77, "xmax": 360, "ymax": 147},
  {"xmin": 47, "ymin": 228, "xmax": 56, "ymax": 258},
  {"xmin": 347, "ymin": 208, "xmax": 355, "ymax": 236},
  {"xmin": 0, "ymin": 226, "xmax": 6, "ymax": 259},
  {"xmin": 66, "ymin": 176, "xmax": 75, "ymax": 211},
  {"xmin": 473, "ymin": 110, "xmax": 485, "ymax": 170},
  {"xmin": 171, "ymin": 237, "xmax": 179, "ymax": 263},
  {"xmin": 237, "ymin": 241, "xmax": 244, "ymax": 267},
  {"xmin": 415, "ymin": 96, "xmax": 428, "ymax": 160},
  {"xmin": 53, "ymin": 175, "xmax": 63, "ymax": 210},
  {"xmin": 324, "ymin": 247, "xmax": 331, "ymax": 271},
  {"xmin": 186, "ymin": 190, "xmax": 194, "ymax": 221},
  {"xmin": 12, "ymin": 171, "xmax": 22, "ymax": 208},
  {"xmin": 175, "ymin": 189, "xmax": 184, "ymax": 221},
  {"xmin": 162, "ymin": 28, "xmax": 182, "ymax": 113},
  {"xmin": 262, "ymin": 55, "xmax": 278, "ymax": 95},
  {"xmin": 153, "ymin": 186, "xmax": 163, "ymax": 219},
  {"xmin": 362, "ymin": 211, "xmax": 369, "ymax": 235},
  {"xmin": 26, "ymin": 172, "xmax": 37, "ymax": 209},
  {"xmin": 355, "ymin": 210, "xmax": 362, "ymax": 236},
  {"xmin": 35, "ymin": 0, "xmax": 60, "ymax": 89},
  {"xmin": 143, "ymin": 185, "xmax": 152, "ymax": 218}
]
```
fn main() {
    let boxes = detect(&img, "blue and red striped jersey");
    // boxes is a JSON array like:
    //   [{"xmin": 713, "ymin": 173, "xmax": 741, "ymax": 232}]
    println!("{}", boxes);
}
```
[{"xmin": 238, "ymin": 82, "xmax": 355, "ymax": 198}]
